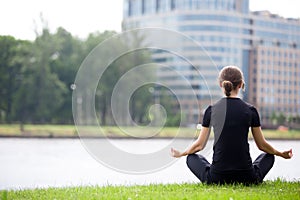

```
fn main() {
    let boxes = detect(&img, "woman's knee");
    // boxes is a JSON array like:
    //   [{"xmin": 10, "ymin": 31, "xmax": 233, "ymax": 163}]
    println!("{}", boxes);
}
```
[
  {"xmin": 186, "ymin": 154, "xmax": 211, "ymax": 183},
  {"xmin": 186, "ymin": 154, "xmax": 197, "ymax": 167},
  {"xmin": 261, "ymin": 153, "xmax": 275, "ymax": 163},
  {"xmin": 256, "ymin": 153, "xmax": 275, "ymax": 164},
  {"xmin": 186, "ymin": 154, "xmax": 208, "ymax": 168},
  {"xmin": 266, "ymin": 153, "xmax": 275, "ymax": 165}
]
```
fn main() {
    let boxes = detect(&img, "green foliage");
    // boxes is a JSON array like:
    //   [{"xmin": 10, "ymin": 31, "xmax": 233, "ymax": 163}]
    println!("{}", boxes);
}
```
[
  {"xmin": 0, "ymin": 36, "xmax": 28, "ymax": 123},
  {"xmin": 49, "ymin": 28, "xmax": 85, "ymax": 123},
  {"xmin": 94, "ymin": 33, "xmax": 154, "ymax": 126},
  {"xmin": 0, "ymin": 26, "xmax": 182, "ymax": 127},
  {"xmin": 12, "ymin": 28, "xmax": 67, "ymax": 124},
  {"xmin": 129, "ymin": 84, "xmax": 154, "ymax": 125},
  {"xmin": 1, "ymin": 180, "xmax": 299, "ymax": 200}
]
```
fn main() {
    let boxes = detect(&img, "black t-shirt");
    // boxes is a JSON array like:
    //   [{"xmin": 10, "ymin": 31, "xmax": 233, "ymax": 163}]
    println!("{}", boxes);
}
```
[{"xmin": 202, "ymin": 97, "xmax": 261, "ymax": 173}]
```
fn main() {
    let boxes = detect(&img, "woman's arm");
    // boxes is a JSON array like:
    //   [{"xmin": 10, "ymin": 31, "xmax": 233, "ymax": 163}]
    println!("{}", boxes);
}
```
[
  {"xmin": 251, "ymin": 126, "xmax": 293, "ymax": 159},
  {"xmin": 171, "ymin": 126, "xmax": 210, "ymax": 158}
]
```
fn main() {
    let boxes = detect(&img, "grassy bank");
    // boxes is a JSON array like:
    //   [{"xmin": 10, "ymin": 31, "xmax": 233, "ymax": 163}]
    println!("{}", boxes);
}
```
[
  {"xmin": 1, "ymin": 180, "xmax": 299, "ymax": 200},
  {"xmin": 0, "ymin": 124, "xmax": 300, "ymax": 139}
]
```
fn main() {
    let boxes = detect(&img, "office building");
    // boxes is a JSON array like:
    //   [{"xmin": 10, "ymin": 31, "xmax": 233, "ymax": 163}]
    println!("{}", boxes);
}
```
[{"xmin": 122, "ymin": 0, "xmax": 300, "ymax": 125}]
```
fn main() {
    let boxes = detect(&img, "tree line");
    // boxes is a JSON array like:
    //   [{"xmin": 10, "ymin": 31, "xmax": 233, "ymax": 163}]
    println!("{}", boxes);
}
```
[{"xmin": 0, "ymin": 27, "xmax": 181, "ymax": 127}]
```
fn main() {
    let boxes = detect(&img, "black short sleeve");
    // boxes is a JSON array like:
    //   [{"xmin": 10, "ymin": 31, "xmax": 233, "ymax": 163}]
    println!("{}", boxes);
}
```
[
  {"xmin": 250, "ymin": 106, "xmax": 261, "ymax": 127},
  {"xmin": 202, "ymin": 106, "xmax": 212, "ymax": 127}
]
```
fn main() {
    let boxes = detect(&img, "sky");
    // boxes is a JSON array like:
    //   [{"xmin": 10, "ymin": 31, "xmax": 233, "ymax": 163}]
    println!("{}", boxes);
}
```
[{"xmin": 0, "ymin": 0, "xmax": 299, "ymax": 41}]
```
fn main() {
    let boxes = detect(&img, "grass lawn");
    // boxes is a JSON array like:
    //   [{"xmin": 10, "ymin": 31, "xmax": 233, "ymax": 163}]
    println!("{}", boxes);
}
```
[
  {"xmin": 1, "ymin": 180, "xmax": 299, "ymax": 200},
  {"xmin": 0, "ymin": 124, "xmax": 197, "ymax": 138},
  {"xmin": 0, "ymin": 124, "xmax": 300, "ymax": 139}
]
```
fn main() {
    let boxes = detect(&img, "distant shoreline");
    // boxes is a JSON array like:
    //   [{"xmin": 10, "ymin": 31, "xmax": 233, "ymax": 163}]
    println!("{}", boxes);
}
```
[
  {"xmin": 1, "ymin": 124, "xmax": 300, "ymax": 140},
  {"xmin": 0, "ymin": 134, "xmax": 299, "ymax": 141}
]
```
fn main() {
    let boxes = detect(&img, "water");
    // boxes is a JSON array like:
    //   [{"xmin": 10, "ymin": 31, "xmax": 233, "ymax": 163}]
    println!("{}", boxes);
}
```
[{"xmin": 0, "ymin": 138, "xmax": 299, "ymax": 190}]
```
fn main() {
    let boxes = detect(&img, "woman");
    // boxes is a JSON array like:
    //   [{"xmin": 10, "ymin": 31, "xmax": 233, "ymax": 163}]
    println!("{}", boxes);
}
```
[{"xmin": 171, "ymin": 66, "xmax": 293, "ymax": 184}]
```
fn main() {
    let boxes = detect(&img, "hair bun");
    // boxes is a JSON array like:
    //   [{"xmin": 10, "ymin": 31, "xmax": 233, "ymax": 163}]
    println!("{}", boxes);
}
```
[{"xmin": 222, "ymin": 80, "xmax": 233, "ymax": 97}]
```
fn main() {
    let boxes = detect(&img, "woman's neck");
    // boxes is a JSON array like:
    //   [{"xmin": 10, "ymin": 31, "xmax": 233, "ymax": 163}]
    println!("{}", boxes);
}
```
[
  {"xmin": 226, "ymin": 95, "xmax": 239, "ymax": 98},
  {"xmin": 226, "ymin": 90, "xmax": 239, "ymax": 98}
]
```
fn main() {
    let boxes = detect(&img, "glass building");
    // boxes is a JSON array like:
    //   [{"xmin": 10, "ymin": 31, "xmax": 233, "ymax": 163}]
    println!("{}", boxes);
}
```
[{"xmin": 122, "ymin": 0, "xmax": 300, "ymax": 126}]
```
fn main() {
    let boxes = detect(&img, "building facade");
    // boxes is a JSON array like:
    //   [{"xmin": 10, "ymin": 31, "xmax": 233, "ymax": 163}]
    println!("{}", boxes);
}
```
[{"xmin": 122, "ymin": 0, "xmax": 300, "ymax": 126}]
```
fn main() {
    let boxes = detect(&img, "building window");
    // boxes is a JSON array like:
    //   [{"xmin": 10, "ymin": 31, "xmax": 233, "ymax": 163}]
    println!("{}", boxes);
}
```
[
  {"xmin": 127, "ymin": 0, "xmax": 132, "ymax": 16},
  {"xmin": 260, "ymin": 97, "xmax": 264, "ymax": 103},
  {"xmin": 171, "ymin": 0, "xmax": 175, "ymax": 10}
]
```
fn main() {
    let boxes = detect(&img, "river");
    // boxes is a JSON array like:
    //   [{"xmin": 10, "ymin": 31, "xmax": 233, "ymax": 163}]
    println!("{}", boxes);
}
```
[{"xmin": 0, "ymin": 138, "xmax": 299, "ymax": 190}]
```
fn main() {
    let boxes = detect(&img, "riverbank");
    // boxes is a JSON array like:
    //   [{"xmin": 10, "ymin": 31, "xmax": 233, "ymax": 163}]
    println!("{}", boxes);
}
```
[
  {"xmin": 1, "ymin": 180, "xmax": 299, "ymax": 200},
  {"xmin": 0, "ymin": 124, "xmax": 300, "ymax": 139}
]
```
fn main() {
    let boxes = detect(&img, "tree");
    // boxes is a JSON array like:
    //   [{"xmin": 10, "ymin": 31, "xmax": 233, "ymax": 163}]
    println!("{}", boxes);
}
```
[
  {"xmin": 50, "ymin": 27, "xmax": 84, "ymax": 123},
  {"xmin": 13, "ymin": 27, "xmax": 67, "ymax": 125},
  {"xmin": 0, "ymin": 36, "xmax": 27, "ymax": 123},
  {"xmin": 79, "ymin": 31, "xmax": 119, "ymax": 125},
  {"xmin": 271, "ymin": 111, "xmax": 286, "ymax": 126},
  {"xmin": 94, "ymin": 32, "xmax": 153, "ymax": 126}
]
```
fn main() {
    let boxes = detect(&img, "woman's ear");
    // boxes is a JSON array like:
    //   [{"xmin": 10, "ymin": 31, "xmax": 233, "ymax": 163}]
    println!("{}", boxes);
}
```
[
  {"xmin": 241, "ymin": 82, "xmax": 245, "ymax": 91},
  {"xmin": 238, "ymin": 82, "xmax": 245, "ymax": 89}
]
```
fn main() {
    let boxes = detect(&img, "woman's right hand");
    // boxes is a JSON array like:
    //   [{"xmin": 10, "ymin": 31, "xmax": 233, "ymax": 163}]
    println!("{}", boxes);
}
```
[{"xmin": 280, "ymin": 149, "xmax": 293, "ymax": 159}]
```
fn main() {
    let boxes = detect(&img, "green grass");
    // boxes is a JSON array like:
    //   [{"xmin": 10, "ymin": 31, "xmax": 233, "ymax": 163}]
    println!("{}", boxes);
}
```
[
  {"xmin": 0, "ymin": 124, "xmax": 300, "ymax": 139},
  {"xmin": 0, "ymin": 124, "xmax": 197, "ymax": 138},
  {"xmin": 0, "ymin": 124, "xmax": 77, "ymax": 137},
  {"xmin": 1, "ymin": 180, "xmax": 299, "ymax": 200}
]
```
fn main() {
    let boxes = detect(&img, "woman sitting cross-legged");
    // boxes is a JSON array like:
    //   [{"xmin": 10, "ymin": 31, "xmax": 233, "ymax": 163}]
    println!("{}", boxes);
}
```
[{"xmin": 171, "ymin": 65, "xmax": 293, "ymax": 185}]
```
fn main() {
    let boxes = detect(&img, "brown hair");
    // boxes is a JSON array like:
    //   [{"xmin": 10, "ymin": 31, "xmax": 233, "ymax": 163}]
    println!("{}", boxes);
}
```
[{"xmin": 218, "ymin": 66, "xmax": 245, "ymax": 97}]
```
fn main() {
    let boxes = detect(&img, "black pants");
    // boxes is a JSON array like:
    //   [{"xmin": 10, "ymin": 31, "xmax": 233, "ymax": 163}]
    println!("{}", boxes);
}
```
[{"xmin": 186, "ymin": 153, "xmax": 275, "ymax": 185}]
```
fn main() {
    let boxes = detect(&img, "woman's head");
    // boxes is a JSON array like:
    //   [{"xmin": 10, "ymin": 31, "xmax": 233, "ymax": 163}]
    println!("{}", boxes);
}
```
[{"xmin": 218, "ymin": 66, "xmax": 245, "ymax": 97}]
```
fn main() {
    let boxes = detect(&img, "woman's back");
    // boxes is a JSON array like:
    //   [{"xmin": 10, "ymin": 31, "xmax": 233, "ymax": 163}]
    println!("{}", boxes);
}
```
[{"xmin": 207, "ymin": 98, "xmax": 260, "ymax": 172}]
